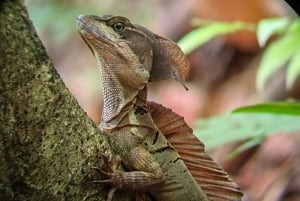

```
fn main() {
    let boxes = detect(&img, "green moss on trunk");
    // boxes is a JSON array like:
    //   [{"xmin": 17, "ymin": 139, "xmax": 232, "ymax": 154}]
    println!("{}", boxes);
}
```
[{"xmin": 0, "ymin": 0, "xmax": 132, "ymax": 200}]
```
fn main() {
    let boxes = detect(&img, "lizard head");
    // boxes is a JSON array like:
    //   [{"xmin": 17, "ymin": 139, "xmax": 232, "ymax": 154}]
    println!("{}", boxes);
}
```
[
  {"xmin": 77, "ymin": 15, "xmax": 189, "ymax": 90},
  {"xmin": 77, "ymin": 15, "xmax": 153, "ymax": 89}
]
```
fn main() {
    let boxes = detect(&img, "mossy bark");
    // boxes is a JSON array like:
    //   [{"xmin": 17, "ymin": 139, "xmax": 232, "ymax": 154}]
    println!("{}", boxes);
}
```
[{"xmin": 0, "ymin": 0, "xmax": 132, "ymax": 200}]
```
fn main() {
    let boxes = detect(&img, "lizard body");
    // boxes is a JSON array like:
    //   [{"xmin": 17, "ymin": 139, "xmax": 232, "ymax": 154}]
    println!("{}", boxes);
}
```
[{"xmin": 77, "ymin": 15, "xmax": 242, "ymax": 201}]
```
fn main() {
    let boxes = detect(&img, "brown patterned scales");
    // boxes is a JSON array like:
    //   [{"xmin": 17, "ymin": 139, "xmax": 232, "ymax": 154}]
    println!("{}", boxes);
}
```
[{"xmin": 77, "ymin": 15, "xmax": 242, "ymax": 201}]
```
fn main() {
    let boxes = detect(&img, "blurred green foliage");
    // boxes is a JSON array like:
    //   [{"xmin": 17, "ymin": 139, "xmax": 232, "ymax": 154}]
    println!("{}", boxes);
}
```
[
  {"xmin": 178, "ymin": 17, "xmax": 300, "ymax": 91},
  {"xmin": 178, "ymin": 19, "xmax": 253, "ymax": 55},
  {"xmin": 28, "ymin": 2, "xmax": 87, "ymax": 43},
  {"xmin": 194, "ymin": 112, "xmax": 300, "ymax": 150},
  {"xmin": 26, "ymin": 0, "xmax": 153, "ymax": 44},
  {"xmin": 256, "ymin": 18, "xmax": 289, "ymax": 47},
  {"xmin": 257, "ymin": 18, "xmax": 300, "ymax": 90},
  {"xmin": 179, "ymin": 17, "xmax": 300, "ymax": 149},
  {"xmin": 233, "ymin": 102, "xmax": 300, "ymax": 116}
]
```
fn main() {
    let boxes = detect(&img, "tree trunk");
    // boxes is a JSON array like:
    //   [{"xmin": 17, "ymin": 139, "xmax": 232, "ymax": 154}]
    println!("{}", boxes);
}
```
[{"xmin": 0, "ymin": 0, "xmax": 132, "ymax": 200}]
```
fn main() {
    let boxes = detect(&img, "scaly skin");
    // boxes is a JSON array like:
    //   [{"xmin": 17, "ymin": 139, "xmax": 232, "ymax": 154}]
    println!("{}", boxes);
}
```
[{"xmin": 77, "ymin": 15, "xmax": 242, "ymax": 201}]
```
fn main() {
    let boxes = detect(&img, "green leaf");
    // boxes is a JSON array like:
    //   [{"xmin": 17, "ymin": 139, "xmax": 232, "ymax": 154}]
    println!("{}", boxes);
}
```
[
  {"xmin": 256, "ymin": 35, "xmax": 300, "ymax": 91},
  {"xmin": 256, "ymin": 18, "xmax": 289, "ymax": 47},
  {"xmin": 286, "ymin": 50, "xmax": 300, "ymax": 89},
  {"xmin": 287, "ymin": 18, "xmax": 300, "ymax": 34},
  {"xmin": 178, "ymin": 21, "xmax": 246, "ymax": 54},
  {"xmin": 227, "ymin": 136, "xmax": 264, "ymax": 159},
  {"xmin": 194, "ymin": 113, "xmax": 300, "ymax": 149},
  {"xmin": 232, "ymin": 102, "xmax": 300, "ymax": 116}
]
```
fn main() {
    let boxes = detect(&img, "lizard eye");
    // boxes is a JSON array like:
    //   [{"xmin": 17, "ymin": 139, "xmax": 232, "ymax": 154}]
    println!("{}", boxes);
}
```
[{"xmin": 112, "ymin": 22, "xmax": 125, "ymax": 32}]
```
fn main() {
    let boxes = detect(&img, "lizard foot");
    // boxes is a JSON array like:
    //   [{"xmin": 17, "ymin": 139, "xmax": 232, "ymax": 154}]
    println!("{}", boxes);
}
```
[
  {"xmin": 93, "ymin": 153, "xmax": 121, "ymax": 173},
  {"xmin": 91, "ymin": 154, "xmax": 152, "ymax": 201},
  {"xmin": 91, "ymin": 153, "xmax": 121, "ymax": 183},
  {"xmin": 91, "ymin": 154, "xmax": 121, "ymax": 201}
]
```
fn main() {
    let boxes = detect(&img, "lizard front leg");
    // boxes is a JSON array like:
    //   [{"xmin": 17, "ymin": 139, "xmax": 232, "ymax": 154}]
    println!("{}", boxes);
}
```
[
  {"xmin": 93, "ymin": 131, "xmax": 164, "ymax": 199},
  {"xmin": 93, "ymin": 146, "xmax": 164, "ymax": 191}
]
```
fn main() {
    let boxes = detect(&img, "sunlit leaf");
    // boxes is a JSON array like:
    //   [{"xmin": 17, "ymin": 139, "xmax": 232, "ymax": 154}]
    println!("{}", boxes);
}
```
[
  {"xmin": 227, "ymin": 136, "xmax": 264, "ymax": 159},
  {"xmin": 256, "ymin": 35, "xmax": 300, "ymax": 91},
  {"xmin": 178, "ymin": 21, "xmax": 246, "ymax": 54},
  {"xmin": 256, "ymin": 18, "xmax": 289, "ymax": 47},
  {"xmin": 232, "ymin": 102, "xmax": 300, "ymax": 116},
  {"xmin": 286, "ymin": 50, "xmax": 300, "ymax": 89},
  {"xmin": 287, "ymin": 18, "xmax": 300, "ymax": 34},
  {"xmin": 194, "ymin": 113, "xmax": 300, "ymax": 149}
]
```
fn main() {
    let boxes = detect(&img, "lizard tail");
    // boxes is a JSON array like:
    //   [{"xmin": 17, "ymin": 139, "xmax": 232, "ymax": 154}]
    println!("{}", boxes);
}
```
[{"xmin": 147, "ymin": 101, "xmax": 243, "ymax": 201}]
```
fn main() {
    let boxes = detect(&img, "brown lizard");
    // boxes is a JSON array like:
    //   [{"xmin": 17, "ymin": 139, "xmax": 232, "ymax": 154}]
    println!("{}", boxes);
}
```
[{"xmin": 77, "ymin": 14, "xmax": 243, "ymax": 201}]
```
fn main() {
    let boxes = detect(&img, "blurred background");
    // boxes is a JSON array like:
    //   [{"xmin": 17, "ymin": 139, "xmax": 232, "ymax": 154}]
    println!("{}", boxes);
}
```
[{"xmin": 25, "ymin": 0, "xmax": 300, "ymax": 200}]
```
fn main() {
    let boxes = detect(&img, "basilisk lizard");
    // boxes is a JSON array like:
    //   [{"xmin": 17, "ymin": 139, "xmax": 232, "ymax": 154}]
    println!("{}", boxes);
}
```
[{"xmin": 77, "ymin": 15, "xmax": 243, "ymax": 201}]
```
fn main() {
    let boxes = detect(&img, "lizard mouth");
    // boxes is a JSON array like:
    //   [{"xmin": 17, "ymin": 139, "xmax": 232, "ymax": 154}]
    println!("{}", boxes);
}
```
[{"xmin": 77, "ymin": 15, "xmax": 115, "ymax": 48}]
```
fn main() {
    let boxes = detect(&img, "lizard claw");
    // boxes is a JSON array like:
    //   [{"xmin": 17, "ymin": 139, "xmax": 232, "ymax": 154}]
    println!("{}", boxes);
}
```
[
  {"xmin": 90, "ymin": 153, "xmax": 123, "ymax": 201},
  {"xmin": 91, "ymin": 153, "xmax": 121, "ymax": 182},
  {"xmin": 91, "ymin": 166, "xmax": 111, "ymax": 178},
  {"xmin": 96, "ymin": 153, "xmax": 121, "ymax": 173},
  {"xmin": 97, "ymin": 153, "xmax": 112, "ymax": 172}
]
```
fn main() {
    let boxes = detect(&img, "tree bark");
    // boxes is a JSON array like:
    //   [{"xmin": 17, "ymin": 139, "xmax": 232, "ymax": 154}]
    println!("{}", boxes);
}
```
[{"xmin": 0, "ymin": 0, "xmax": 132, "ymax": 200}]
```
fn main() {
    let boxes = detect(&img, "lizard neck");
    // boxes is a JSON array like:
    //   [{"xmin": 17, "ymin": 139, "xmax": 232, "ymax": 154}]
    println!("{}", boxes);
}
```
[{"xmin": 99, "ymin": 62, "xmax": 148, "ymax": 131}]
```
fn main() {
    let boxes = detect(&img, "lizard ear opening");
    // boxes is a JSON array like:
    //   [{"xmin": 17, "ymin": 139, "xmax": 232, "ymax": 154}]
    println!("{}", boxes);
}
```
[{"xmin": 150, "ymin": 35, "xmax": 189, "ymax": 90}]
